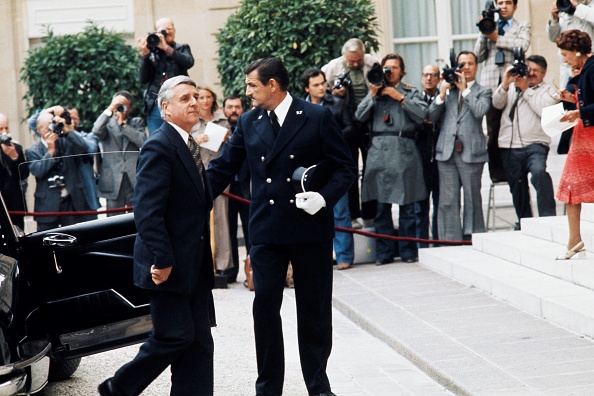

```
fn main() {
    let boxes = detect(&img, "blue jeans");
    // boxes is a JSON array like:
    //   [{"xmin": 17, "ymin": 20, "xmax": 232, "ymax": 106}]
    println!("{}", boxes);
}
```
[
  {"xmin": 333, "ymin": 194, "xmax": 354, "ymax": 264},
  {"xmin": 375, "ymin": 202, "xmax": 417, "ymax": 262},
  {"xmin": 147, "ymin": 104, "xmax": 164, "ymax": 135},
  {"xmin": 501, "ymin": 144, "xmax": 556, "ymax": 221}
]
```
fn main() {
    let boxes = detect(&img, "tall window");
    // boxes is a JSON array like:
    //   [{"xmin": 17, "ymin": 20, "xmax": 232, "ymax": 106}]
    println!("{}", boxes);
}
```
[{"xmin": 391, "ymin": 0, "xmax": 482, "ymax": 86}]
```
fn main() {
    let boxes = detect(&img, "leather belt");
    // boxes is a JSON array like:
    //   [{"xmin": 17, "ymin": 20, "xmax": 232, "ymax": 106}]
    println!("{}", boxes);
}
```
[{"xmin": 372, "ymin": 131, "xmax": 416, "ymax": 139}]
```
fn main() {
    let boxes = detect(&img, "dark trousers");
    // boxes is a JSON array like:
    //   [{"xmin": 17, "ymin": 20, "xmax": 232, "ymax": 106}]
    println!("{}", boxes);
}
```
[
  {"xmin": 37, "ymin": 195, "xmax": 81, "ymax": 231},
  {"xmin": 226, "ymin": 179, "xmax": 251, "ymax": 281},
  {"xmin": 106, "ymin": 173, "xmax": 134, "ymax": 217},
  {"xmin": 250, "ymin": 241, "xmax": 333, "ymax": 396},
  {"xmin": 112, "ymin": 286, "xmax": 214, "ymax": 396},
  {"xmin": 501, "ymin": 144, "xmax": 556, "ymax": 221},
  {"xmin": 375, "ymin": 202, "xmax": 417, "ymax": 261},
  {"xmin": 348, "ymin": 123, "xmax": 376, "ymax": 220},
  {"xmin": 414, "ymin": 159, "xmax": 440, "ymax": 247},
  {"xmin": 487, "ymin": 105, "xmax": 507, "ymax": 182}
]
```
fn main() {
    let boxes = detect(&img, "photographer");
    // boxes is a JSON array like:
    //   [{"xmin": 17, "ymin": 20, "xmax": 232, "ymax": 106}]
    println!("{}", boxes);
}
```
[
  {"xmin": 25, "ymin": 108, "xmax": 90, "ymax": 231},
  {"xmin": 428, "ymin": 51, "xmax": 492, "ymax": 242},
  {"xmin": 355, "ymin": 53, "xmax": 427, "ymax": 264},
  {"xmin": 474, "ymin": 0, "xmax": 531, "ymax": 183},
  {"xmin": 137, "ymin": 17, "xmax": 194, "ymax": 134},
  {"xmin": 0, "ymin": 113, "xmax": 29, "ymax": 230},
  {"xmin": 92, "ymin": 91, "xmax": 146, "ymax": 216},
  {"xmin": 322, "ymin": 38, "xmax": 379, "ymax": 229},
  {"xmin": 492, "ymin": 55, "xmax": 557, "ymax": 228},
  {"xmin": 548, "ymin": 0, "xmax": 594, "ymax": 84}
]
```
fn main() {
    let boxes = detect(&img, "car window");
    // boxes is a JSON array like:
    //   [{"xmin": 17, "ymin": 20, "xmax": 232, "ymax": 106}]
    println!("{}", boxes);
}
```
[{"xmin": 17, "ymin": 150, "xmax": 139, "ymax": 235}]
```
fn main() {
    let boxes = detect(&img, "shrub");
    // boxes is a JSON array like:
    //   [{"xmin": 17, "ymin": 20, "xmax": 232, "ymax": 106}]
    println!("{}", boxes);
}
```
[
  {"xmin": 217, "ymin": 0, "xmax": 380, "ymax": 98},
  {"xmin": 20, "ymin": 22, "xmax": 143, "ymax": 132}
]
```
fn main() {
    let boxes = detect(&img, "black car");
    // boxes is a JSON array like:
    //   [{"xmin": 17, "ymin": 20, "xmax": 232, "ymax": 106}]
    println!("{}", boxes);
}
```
[{"xmin": 0, "ymin": 152, "xmax": 151, "ymax": 395}]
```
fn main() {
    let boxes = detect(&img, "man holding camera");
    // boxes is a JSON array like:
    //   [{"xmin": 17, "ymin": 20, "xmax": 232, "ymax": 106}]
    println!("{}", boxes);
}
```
[
  {"xmin": 25, "ymin": 108, "xmax": 90, "ymax": 231},
  {"xmin": 475, "ymin": 0, "xmax": 531, "ymax": 182},
  {"xmin": 137, "ymin": 17, "xmax": 194, "ymax": 135},
  {"xmin": 548, "ymin": 0, "xmax": 594, "ymax": 84},
  {"xmin": 322, "ymin": 38, "xmax": 379, "ymax": 229},
  {"xmin": 92, "ymin": 91, "xmax": 146, "ymax": 216},
  {"xmin": 492, "ymin": 55, "xmax": 557, "ymax": 227},
  {"xmin": 428, "ymin": 51, "xmax": 492, "ymax": 241},
  {"xmin": 0, "ymin": 114, "xmax": 29, "ymax": 230},
  {"xmin": 355, "ymin": 53, "xmax": 427, "ymax": 264}
]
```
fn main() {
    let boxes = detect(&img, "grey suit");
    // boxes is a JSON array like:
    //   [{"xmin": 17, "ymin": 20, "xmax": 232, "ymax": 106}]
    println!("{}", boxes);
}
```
[
  {"xmin": 25, "ymin": 132, "xmax": 90, "ymax": 230},
  {"xmin": 428, "ymin": 83, "xmax": 492, "ymax": 241},
  {"xmin": 92, "ymin": 112, "xmax": 146, "ymax": 212}
]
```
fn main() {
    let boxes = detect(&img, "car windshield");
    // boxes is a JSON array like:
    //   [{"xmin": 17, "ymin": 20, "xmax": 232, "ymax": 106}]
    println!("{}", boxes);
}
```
[{"xmin": 14, "ymin": 150, "xmax": 139, "ymax": 235}]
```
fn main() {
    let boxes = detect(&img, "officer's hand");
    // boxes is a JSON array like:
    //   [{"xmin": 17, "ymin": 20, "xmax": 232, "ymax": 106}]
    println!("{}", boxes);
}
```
[{"xmin": 295, "ymin": 192, "xmax": 326, "ymax": 215}]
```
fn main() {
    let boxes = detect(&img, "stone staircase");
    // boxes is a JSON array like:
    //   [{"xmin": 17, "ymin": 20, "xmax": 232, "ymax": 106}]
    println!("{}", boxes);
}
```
[{"xmin": 419, "ymin": 204, "xmax": 594, "ymax": 339}]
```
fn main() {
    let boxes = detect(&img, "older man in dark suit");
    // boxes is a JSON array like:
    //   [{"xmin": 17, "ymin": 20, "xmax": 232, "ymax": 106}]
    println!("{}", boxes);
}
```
[
  {"xmin": 98, "ymin": 76, "xmax": 214, "ymax": 396},
  {"xmin": 208, "ymin": 58, "xmax": 356, "ymax": 396}
]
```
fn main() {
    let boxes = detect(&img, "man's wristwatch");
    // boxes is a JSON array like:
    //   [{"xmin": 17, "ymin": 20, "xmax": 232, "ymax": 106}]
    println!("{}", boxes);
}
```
[{"xmin": 103, "ymin": 109, "xmax": 113, "ymax": 117}]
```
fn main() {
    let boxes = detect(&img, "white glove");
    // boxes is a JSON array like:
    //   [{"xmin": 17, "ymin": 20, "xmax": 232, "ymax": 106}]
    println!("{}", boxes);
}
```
[{"xmin": 295, "ymin": 191, "xmax": 326, "ymax": 215}]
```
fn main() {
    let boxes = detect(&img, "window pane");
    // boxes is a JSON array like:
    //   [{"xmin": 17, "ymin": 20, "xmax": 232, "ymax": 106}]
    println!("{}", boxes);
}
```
[
  {"xmin": 453, "ymin": 39, "xmax": 477, "ymax": 54},
  {"xmin": 451, "ymin": 0, "xmax": 484, "ymax": 35},
  {"xmin": 392, "ymin": 0, "xmax": 436, "ymax": 38},
  {"xmin": 394, "ymin": 42, "xmax": 439, "ymax": 88}
]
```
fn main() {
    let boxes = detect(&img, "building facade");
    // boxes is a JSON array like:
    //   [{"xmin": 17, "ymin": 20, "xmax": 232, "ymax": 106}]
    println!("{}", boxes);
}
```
[{"xmin": 0, "ymin": 0, "xmax": 557, "ymax": 149}]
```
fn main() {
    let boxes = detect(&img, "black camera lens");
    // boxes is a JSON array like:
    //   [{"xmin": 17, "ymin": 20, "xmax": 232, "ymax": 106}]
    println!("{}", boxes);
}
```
[
  {"xmin": 367, "ymin": 64, "xmax": 385, "ymax": 86},
  {"xmin": 557, "ymin": 0, "xmax": 575, "ymax": 14},
  {"xmin": 116, "ymin": 105, "xmax": 127, "ymax": 113},
  {"xmin": 147, "ymin": 33, "xmax": 161, "ymax": 49}
]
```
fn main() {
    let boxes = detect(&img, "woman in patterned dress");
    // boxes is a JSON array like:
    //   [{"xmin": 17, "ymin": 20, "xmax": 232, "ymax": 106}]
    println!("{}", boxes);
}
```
[{"xmin": 555, "ymin": 30, "xmax": 594, "ymax": 259}]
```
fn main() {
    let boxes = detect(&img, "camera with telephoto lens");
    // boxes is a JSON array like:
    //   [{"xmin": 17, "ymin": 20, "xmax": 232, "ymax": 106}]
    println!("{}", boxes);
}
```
[
  {"xmin": 47, "ymin": 175, "xmax": 65, "ymax": 189},
  {"xmin": 333, "ymin": 73, "xmax": 352, "ymax": 90},
  {"xmin": 48, "ymin": 108, "xmax": 72, "ymax": 136},
  {"xmin": 510, "ymin": 47, "xmax": 530, "ymax": 77},
  {"xmin": 147, "ymin": 29, "xmax": 167, "ymax": 50},
  {"xmin": 442, "ymin": 49, "xmax": 462, "ymax": 84},
  {"xmin": 477, "ymin": 0, "xmax": 501, "ymax": 35},
  {"xmin": 366, "ymin": 63, "xmax": 391, "ymax": 93},
  {"xmin": 557, "ymin": 0, "xmax": 576, "ymax": 14},
  {"xmin": 0, "ymin": 134, "xmax": 12, "ymax": 146}
]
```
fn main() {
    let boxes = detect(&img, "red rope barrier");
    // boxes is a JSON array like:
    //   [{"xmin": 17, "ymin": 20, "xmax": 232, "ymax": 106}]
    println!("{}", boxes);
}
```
[{"xmin": 221, "ymin": 191, "xmax": 471, "ymax": 246}]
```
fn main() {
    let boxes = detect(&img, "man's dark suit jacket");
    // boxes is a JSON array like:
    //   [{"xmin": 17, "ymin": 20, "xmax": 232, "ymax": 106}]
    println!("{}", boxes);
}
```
[
  {"xmin": 133, "ymin": 121, "xmax": 213, "ymax": 295},
  {"xmin": 207, "ymin": 95, "xmax": 356, "ymax": 243}
]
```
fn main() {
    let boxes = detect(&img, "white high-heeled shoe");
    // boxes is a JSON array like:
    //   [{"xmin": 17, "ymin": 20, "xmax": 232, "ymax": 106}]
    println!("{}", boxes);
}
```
[{"xmin": 556, "ymin": 241, "xmax": 586, "ymax": 260}]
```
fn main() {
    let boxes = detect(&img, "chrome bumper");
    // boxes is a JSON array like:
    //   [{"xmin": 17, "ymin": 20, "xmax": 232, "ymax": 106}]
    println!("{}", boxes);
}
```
[{"xmin": 0, "ymin": 341, "xmax": 51, "ymax": 395}]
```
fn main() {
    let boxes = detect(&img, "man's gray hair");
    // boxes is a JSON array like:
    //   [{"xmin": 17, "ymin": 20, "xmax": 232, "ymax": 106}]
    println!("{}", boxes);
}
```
[
  {"xmin": 342, "ymin": 38, "xmax": 365, "ymax": 55},
  {"xmin": 157, "ymin": 75, "xmax": 197, "ymax": 118}
]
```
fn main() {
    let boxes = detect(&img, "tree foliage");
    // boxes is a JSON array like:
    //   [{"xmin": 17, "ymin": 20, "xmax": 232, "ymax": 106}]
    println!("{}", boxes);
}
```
[
  {"xmin": 217, "ymin": 0, "xmax": 380, "ymax": 97},
  {"xmin": 20, "ymin": 22, "xmax": 142, "ymax": 132}
]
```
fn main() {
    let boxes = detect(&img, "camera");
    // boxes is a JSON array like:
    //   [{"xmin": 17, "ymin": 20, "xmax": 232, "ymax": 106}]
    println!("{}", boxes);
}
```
[
  {"xmin": 477, "ymin": 0, "xmax": 500, "ymax": 35},
  {"xmin": 0, "ymin": 134, "xmax": 12, "ymax": 146},
  {"xmin": 366, "ymin": 63, "xmax": 391, "ymax": 88},
  {"xmin": 48, "ymin": 175, "xmax": 65, "ymax": 189},
  {"xmin": 333, "ymin": 73, "xmax": 352, "ymax": 90},
  {"xmin": 510, "ymin": 47, "xmax": 530, "ymax": 77},
  {"xmin": 442, "ymin": 49, "xmax": 462, "ymax": 84},
  {"xmin": 147, "ymin": 30, "xmax": 167, "ymax": 50},
  {"xmin": 116, "ymin": 105, "xmax": 127, "ymax": 113},
  {"xmin": 557, "ymin": 0, "xmax": 576, "ymax": 14},
  {"xmin": 48, "ymin": 108, "xmax": 72, "ymax": 136}
]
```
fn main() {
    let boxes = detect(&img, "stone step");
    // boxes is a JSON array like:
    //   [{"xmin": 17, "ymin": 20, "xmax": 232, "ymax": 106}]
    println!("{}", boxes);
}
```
[
  {"xmin": 419, "ymin": 246, "xmax": 594, "ymax": 340},
  {"xmin": 521, "ymin": 215, "xmax": 594, "ymax": 251},
  {"xmin": 472, "ymin": 231, "xmax": 594, "ymax": 291}
]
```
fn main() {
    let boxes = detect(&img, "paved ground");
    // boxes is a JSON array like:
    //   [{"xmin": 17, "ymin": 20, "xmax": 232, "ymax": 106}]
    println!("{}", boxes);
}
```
[{"xmin": 42, "ymin": 267, "xmax": 452, "ymax": 395}]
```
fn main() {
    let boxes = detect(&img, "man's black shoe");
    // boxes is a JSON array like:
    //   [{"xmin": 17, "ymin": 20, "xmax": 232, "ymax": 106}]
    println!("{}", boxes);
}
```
[{"xmin": 98, "ymin": 378, "xmax": 123, "ymax": 396}]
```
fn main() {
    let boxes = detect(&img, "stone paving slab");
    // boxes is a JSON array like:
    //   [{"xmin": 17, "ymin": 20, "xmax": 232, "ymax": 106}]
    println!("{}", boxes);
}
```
[{"xmin": 332, "ymin": 262, "xmax": 594, "ymax": 395}]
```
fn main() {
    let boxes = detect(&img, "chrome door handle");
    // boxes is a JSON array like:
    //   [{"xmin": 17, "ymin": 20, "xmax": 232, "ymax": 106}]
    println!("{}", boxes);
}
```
[{"xmin": 42, "ymin": 233, "xmax": 77, "ymax": 248}]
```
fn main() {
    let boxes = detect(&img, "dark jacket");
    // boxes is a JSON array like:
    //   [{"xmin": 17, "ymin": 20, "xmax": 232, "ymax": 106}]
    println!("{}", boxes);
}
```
[
  {"xmin": 319, "ymin": 93, "xmax": 355, "ymax": 144},
  {"xmin": 207, "ymin": 96, "xmax": 356, "ymax": 245},
  {"xmin": 138, "ymin": 42, "xmax": 194, "ymax": 115},
  {"xmin": 133, "ymin": 122, "xmax": 213, "ymax": 295},
  {"xmin": 569, "ymin": 55, "xmax": 594, "ymax": 126}
]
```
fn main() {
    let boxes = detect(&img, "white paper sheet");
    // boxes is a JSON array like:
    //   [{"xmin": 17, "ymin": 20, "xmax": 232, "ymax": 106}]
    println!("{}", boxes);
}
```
[
  {"xmin": 541, "ymin": 102, "xmax": 578, "ymax": 137},
  {"xmin": 200, "ymin": 122, "xmax": 228, "ymax": 153}
]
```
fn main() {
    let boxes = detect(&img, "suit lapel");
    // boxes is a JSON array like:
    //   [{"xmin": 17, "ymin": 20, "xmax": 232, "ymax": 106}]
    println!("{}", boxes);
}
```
[
  {"xmin": 252, "ymin": 111, "xmax": 276, "ymax": 149},
  {"xmin": 163, "ymin": 124, "xmax": 207, "ymax": 205},
  {"xmin": 267, "ymin": 99, "xmax": 307, "ymax": 163}
]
